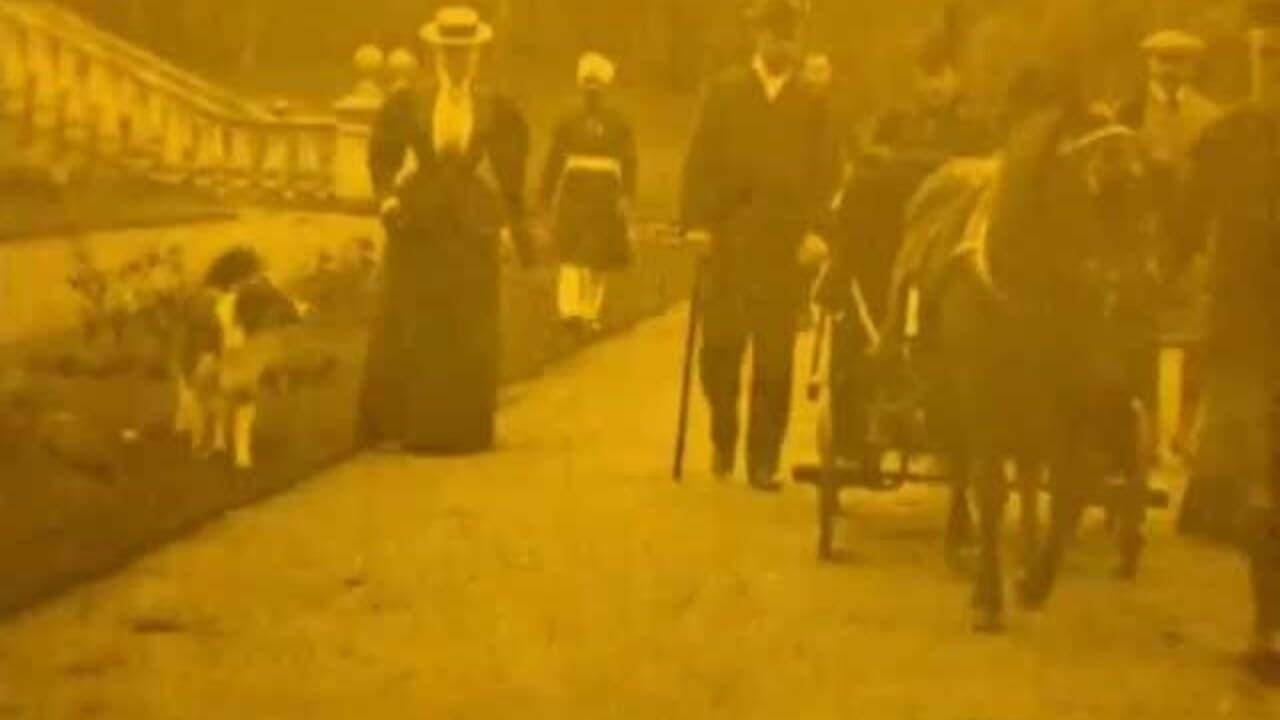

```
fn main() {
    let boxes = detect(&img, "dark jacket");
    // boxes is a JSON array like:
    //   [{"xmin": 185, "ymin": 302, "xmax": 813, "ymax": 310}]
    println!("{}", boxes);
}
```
[
  {"xmin": 369, "ymin": 84, "xmax": 531, "ymax": 262},
  {"xmin": 540, "ymin": 105, "xmax": 636, "ymax": 207},
  {"xmin": 1178, "ymin": 105, "xmax": 1280, "ymax": 358},
  {"xmin": 680, "ymin": 66, "xmax": 840, "ymax": 271}
]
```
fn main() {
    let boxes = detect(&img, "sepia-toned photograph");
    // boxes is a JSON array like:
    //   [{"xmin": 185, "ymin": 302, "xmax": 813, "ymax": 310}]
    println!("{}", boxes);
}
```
[{"xmin": 1, "ymin": 0, "xmax": 1280, "ymax": 716}]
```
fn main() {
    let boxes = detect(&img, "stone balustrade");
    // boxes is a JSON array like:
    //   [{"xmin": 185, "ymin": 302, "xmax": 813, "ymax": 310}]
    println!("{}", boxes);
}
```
[{"xmin": 0, "ymin": 1, "xmax": 410, "ymax": 207}]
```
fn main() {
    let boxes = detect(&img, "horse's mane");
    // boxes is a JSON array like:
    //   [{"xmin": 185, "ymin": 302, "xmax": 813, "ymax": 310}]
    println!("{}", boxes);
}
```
[{"xmin": 984, "ymin": 106, "xmax": 1091, "ymax": 300}]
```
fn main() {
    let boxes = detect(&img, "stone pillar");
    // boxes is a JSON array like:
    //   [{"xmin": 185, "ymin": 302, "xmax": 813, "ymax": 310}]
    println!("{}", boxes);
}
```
[
  {"xmin": 386, "ymin": 47, "xmax": 420, "ymax": 92},
  {"xmin": 331, "ymin": 44, "xmax": 385, "ymax": 204}
]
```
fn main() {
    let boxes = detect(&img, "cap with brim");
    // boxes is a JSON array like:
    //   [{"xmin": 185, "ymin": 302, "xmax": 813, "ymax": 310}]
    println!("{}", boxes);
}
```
[
  {"xmin": 420, "ymin": 6, "xmax": 494, "ymax": 47},
  {"xmin": 1141, "ymin": 29, "xmax": 1206, "ymax": 56}
]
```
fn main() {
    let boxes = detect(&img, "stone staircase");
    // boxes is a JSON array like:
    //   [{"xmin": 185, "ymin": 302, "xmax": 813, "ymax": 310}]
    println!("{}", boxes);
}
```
[{"xmin": 0, "ymin": 1, "xmax": 408, "ymax": 205}]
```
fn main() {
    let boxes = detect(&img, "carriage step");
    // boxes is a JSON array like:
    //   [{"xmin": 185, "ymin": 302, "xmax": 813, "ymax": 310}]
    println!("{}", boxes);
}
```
[{"xmin": 792, "ymin": 464, "xmax": 1171, "ymax": 509}]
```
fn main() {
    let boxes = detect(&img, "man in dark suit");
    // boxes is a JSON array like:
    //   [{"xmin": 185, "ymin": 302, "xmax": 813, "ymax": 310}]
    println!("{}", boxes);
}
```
[
  {"xmin": 1177, "ymin": 0, "xmax": 1280, "ymax": 681},
  {"xmin": 680, "ymin": 0, "xmax": 839, "ymax": 491}
]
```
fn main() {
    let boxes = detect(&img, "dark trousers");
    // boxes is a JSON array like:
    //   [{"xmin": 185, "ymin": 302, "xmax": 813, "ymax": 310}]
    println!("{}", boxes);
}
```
[{"xmin": 699, "ymin": 263, "xmax": 801, "ymax": 478}]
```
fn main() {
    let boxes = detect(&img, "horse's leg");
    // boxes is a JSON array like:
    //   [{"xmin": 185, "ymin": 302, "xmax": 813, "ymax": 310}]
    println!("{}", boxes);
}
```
[
  {"xmin": 945, "ymin": 447, "xmax": 976, "ymax": 569},
  {"xmin": 1114, "ymin": 399, "xmax": 1151, "ymax": 580},
  {"xmin": 972, "ymin": 453, "xmax": 1008, "ymax": 633},
  {"xmin": 1020, "ymin": 439, "xmax": 1087, "ymax": 610},
  {"xmin": 1015, "ymin": 456, "xmax": 1041, "ymax": 579}
]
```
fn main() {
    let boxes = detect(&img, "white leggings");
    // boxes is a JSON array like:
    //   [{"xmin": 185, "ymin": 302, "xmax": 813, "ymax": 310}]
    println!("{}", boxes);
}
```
[{"xmin": 557, "ymin": 264, "xmax": 607, "ymax": 323}]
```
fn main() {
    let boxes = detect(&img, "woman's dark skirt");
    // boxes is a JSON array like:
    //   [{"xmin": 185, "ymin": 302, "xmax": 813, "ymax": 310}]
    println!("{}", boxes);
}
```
[{"xmin": 357, "ymin": 206, "xmax": 501, "ymax": 456}]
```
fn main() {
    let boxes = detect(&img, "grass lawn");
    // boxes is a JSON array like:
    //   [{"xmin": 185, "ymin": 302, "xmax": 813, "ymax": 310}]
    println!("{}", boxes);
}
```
[{"xmin": 0, "ymin": 233, "xmax": 696, "ymax": 617}]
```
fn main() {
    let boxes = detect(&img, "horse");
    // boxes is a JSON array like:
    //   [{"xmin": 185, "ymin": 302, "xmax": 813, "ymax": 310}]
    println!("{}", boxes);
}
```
[{"xmin": 900, "ymin": 102, "xmax": 1160, "ymax": 632}]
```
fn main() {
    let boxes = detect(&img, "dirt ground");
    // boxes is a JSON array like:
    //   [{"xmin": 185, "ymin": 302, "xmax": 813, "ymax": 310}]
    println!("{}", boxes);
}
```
[{"xmin": 0, "ymin": 306, "xmax": 1276, "ymax": 719}]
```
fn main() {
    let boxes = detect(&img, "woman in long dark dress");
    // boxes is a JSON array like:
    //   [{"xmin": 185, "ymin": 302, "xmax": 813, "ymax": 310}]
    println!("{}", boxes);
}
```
[{"xmin": 357, "ymin": 6, "xmax": 531, "ymax": 455}]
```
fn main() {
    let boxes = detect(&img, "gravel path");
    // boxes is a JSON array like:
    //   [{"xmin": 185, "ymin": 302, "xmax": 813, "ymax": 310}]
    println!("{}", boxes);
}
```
[{"xmin": 0, "ymin": 306, "xmax": 1274, "ymax": 719}]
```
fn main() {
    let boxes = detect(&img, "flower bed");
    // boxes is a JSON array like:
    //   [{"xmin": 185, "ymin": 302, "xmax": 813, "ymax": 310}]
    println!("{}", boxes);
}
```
[{"xmin": 0, "ymin": 225, "xmax": 695, "ymax": 616}]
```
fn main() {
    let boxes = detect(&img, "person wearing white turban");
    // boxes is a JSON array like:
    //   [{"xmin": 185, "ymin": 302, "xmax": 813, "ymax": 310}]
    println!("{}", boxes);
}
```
[{"xmin": 541, "ymin": 51, "xmax": 637, "ymax": 336}]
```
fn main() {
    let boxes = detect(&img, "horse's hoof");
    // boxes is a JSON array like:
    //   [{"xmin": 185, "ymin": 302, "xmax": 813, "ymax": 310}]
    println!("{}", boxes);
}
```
[
  {"xmin": 1113, "ymin": 558, "xmax": 1139, "ymax": 582},
  {"xmin": 1017, "ymin": 575, "xmax": 1048, "ymax": 610},
  {"xmin": 972, "ymin": 608, "xmax": 1006, "ymax": 634}
]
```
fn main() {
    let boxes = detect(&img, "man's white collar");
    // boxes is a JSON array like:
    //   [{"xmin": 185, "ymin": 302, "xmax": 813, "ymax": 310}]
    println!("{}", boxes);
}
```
[
  {"xmin": 1150, "ymin": 81, "xmax": 1189, "ymax": 108},
  {"xmin": 752, "ymin": 54, "xmax": 792, "ymax": 102}
]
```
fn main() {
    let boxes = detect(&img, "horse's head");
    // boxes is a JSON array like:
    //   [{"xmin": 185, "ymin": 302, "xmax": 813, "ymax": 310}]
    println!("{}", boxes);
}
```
[
  {"xmin": 988, "ymin": 90, "xmax": 1156, "ymax": 306},
  {"xmin": 1057, "ymin": 108, "xmax": 1148, "ymax": 205}
]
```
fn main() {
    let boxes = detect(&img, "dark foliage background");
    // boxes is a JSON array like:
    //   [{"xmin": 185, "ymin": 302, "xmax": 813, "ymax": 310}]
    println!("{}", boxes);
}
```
[{"xmin": 57, "ymin": 1, "xmax": 1252, "ymax": 110}]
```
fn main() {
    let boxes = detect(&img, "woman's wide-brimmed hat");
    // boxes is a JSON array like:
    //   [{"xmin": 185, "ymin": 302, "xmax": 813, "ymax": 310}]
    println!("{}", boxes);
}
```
[{"xmin": 420, "ymin": 6, "xmax": 494, "ymax": 47}]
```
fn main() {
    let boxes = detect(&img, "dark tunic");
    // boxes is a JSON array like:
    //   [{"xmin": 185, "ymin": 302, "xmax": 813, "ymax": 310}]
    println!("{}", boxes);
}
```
[
  {"xmin": 357, "ymin": 85, "xmax": 530, "ymax": 454},
  {"xmin": 1177, "ymin": 106, "xmax": 1280, "ymax": 539},
  {"xmin": 540, "ymin": 105, "xmax": 637, "ymax": 270}
]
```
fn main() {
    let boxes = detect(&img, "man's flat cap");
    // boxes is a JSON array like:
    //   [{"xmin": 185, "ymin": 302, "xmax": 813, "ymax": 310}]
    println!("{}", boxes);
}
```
[{"xmin": 1140, "ymin": 29, "xmax": 1207, "ymax": 55}]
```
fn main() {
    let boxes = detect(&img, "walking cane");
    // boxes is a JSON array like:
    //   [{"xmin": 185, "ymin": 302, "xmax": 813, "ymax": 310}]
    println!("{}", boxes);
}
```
[
  {"xmin": 807, "ymin": 289, "xmax": 833, "ymax": 402},
  {"xmin": 673, "ymin": 257, "xmax": 705, "ymax": 482}
]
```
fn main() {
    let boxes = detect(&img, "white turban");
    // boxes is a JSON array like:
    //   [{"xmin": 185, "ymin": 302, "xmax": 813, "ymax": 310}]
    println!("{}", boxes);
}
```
[{"xmin": 577, "ymin": 52, "xmax": 617, "ymax": 88}]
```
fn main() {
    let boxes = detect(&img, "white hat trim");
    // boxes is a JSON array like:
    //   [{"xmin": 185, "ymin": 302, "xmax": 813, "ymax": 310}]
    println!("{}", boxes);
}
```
[{"xmin": 420, "ymin": 6, "xmax": 494, "ymax": 47}]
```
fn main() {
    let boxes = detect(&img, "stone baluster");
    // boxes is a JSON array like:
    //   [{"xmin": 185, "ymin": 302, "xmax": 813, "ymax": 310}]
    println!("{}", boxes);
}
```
[
  {"xmin": 226, "ymin": 122, "xmax": 257, "ymax": 192},
  {"xmin": 116, "ymin": 73, "xmax": 145, "ymax": 174},
  {"xmin": 142, "ymin": 86, "xmax": 169, "ymax": 179},
  {"xmin": 192, "ymin": 114, "xmax": 226, "ymax": 191},
  {"xmin": 332, "ymin": 44, "xmax": 385, "ymax": 204},
  {"xmin": 85, "ymin": 56, "xmax": 124, "ymax": 166},
  {"xmin": 253, "ymin": 122, "xmax": 280, "ymax": 195},
  {"xmin": 55, "ymin": 41, "xmax": 90, "ymax": 169},
  {"xmin": 260, "ymin": 101, "xmax": 291, "ymax": 197},
  {"xmin": 314, "ymin": 124, "xmax": 337, "ymax": 200},
  {"xmin": 0, "ymin": 18, "xmax": 28, "ymax": 122},
  {"xmin": 294, "ymin": 123, "xmax": 326, "ymax": 199},
  {"xmin": 160, "ymin": 97, "xmax": 195, "ymax": 183},
  {"xmin": 24, "ymin": 28, "xmax": 58, "ymax": 165}
]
